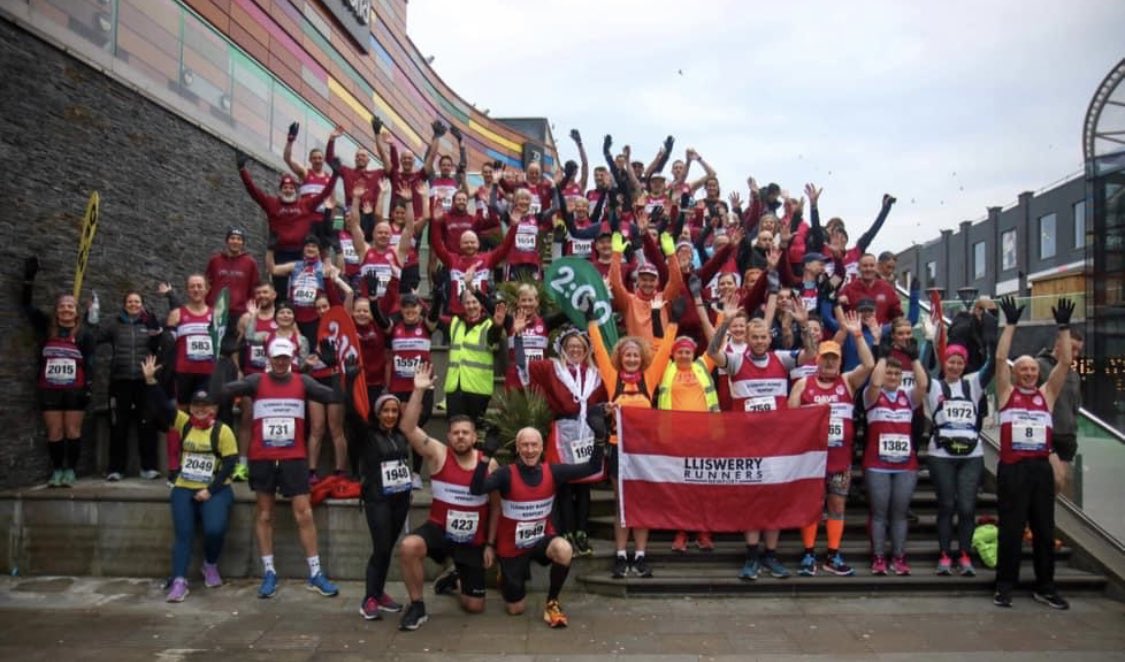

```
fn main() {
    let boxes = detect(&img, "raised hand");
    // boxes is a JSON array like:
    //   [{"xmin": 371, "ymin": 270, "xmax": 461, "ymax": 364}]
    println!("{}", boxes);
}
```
[
  {"xmin": 370, "ymin": 115, "xmax": 384, "ymax": 136},
  {"xmin": 287, "ymin": 121, "xmax": 300, "ymax": 143},
  {"xmin": 413, "ymin": 362, "xmax": 435, "ymax": 390},
  {"xmin": 747, "ymin": 176, "xmax": 759, "ymax": 193},
  {"xmin": 492, "ymin": 301, "xmax": 507, "ymax": 326},
  {"xmin": 804, "ymin": 183, "xmax": 822, "ymax": 206},
  {"xmin": 512, "ymin": 312, "xmax": 529, "ymax": 335},
  {"xmin": 157, "ymin": 281, "xmax": 172, "ymax": 296},
  {"xmin": 663, "ymin": 135, "xmax": 675, "ymax": 153},
  {"xmin": 728, "ymin": 191, "xmax": 742, "ymax": 209},
  {"xmin": 431, "ymin": 119, "xmax": 447, "ymax": 137},
  {"xmin": 902, "ymin": 337, "xmax": 920, "ymax": 361},
  {"xmin": 998, "ymin": 295, "xmax": 1024, "ymax": 325},
  {"xmin": 140, "ymin": 355, "xmax": 161, "ymax": 382},
  {"xmin": 688, "ymin": 274, "xmax": 703, "ymax": 300},
  {"xmin": 883, "ymin": 193, "xmax": 897, "ymax": 207},
  {"xmin": 330, "ymin": 124, "xmax": 345, "ymax": 139},
  {"xmin": 766, "ymin": 246, "xmax": 782, "ymax": 270},
  {"xmin": 317, "ymin": 338, "xmax": 337, "ymax": 367},
  {"xmin": 603, "ymin": 135, "xmax": 612, "ymax": 152},
  {"xmin": 569, "ymin": 128, "xmax": 582, "ymax": 145},
  {"xmin": 651, "ymin": 292, "xmax": 666, "ymax": 311},
  {"xmin": 842, "ymin": 310, "xmax": 863, "ymax": 336},
  {"xmin": 1051, "ymin": 297, "xmax": 1075, "ymax": 328},
  {"xmin": 722, "ymin": 293, "xmax": 741, "ymax": 319},
  {"xmin": 235, "ymin": 149, "xmax": 249, "ymax": 170}
]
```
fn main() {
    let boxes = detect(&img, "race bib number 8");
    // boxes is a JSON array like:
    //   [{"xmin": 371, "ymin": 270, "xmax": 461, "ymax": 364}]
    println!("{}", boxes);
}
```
[
  {"xmin": 262, "ymin": 417, "xmax": 295, "ymax": 448},
  {"xmin": 45, "ymin": 358, "xmax": 77, "ymax": 384},
  {"xmin": 445, "ymin": 510, "xmax": 480, "ymax": 543},
  {"xmin": 181, "ymin": 452, "xmax": 217, "ymax": 483},
  {"xmin": 187, "ymin": 336, "xmax": 213, "ymax": 361},
  {"xmin": 515, "ymin": 519, "xmax": 546, "ymax": 548},
  {"xmin": 878, "ymin": 433, "xmax": 911, "ymax": 462},
  {"xmin": 1012, "ymin": 423, "xmax": 1047, "ymax": 451}
]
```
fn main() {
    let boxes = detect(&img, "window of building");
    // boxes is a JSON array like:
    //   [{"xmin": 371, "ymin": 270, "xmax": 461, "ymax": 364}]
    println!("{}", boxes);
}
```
[
  {"xmin": 1074, "ymin": 200, "xmax": 1086, "ymax": 248},
  {"xmin": 1001, "ymin": 229, "xmax": 1017, "ymax": 271},
  {"xmin": 925, "ymin": 261, "xmax": 936, "ymax": 285},
  {"xmin": 973, "ymin": 241, "xmax": 986, "ymax": 279},
  {"xmin": 1040, "ymin": 213, "xmax": 1057, "ymax": 259}
]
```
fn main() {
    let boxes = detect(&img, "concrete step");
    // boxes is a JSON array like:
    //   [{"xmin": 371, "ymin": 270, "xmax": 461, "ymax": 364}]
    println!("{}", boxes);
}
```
[{"xmin": 576, "ymin": 564, "xmax": 1108, "ymax": 597}]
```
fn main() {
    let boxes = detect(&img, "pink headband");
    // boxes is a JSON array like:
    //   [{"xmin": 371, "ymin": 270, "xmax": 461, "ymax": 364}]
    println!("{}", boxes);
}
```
[{"xmin": 945, "ymin": 344, "xmax": 968, "ymax": 361}]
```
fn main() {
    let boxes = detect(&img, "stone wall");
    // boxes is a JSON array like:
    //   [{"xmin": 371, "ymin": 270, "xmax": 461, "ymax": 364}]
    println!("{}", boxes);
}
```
[{"xmin": 0, "ymin": 18, "xmax": 282, "ymax": 487}]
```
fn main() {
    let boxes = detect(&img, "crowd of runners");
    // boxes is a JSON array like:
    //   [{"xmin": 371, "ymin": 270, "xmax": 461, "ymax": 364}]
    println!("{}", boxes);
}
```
[{"xmin": 22, "ymin": 116, "xmax": 1083, "ymax": 628}]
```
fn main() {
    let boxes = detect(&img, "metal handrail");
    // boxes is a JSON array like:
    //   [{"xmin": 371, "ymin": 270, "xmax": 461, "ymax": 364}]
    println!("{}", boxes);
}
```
[{"xmin": 893, "ymin": 284, "xmax": 1124, "ymax": 444}]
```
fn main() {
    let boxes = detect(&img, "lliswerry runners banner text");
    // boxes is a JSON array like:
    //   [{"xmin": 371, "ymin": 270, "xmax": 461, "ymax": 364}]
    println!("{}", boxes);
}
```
[{"xmin": 617, "ymin": 406, "xmax": 829, "ymax": 532}]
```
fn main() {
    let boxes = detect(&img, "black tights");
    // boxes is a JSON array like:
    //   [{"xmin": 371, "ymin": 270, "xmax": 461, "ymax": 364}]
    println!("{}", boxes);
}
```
[
  {"xmin": 362, "ymin": 493, "xmax": 411, "ymax": 600},
  {"xmin": 555, "ymin": 483, "xmax": 591, "ymax": 535}
]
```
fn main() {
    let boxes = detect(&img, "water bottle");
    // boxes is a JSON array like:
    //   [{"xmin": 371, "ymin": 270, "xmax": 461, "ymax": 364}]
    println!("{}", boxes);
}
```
[{"xmin": 89, "ymin": 290, "xmax": 101, "ymax": 325}]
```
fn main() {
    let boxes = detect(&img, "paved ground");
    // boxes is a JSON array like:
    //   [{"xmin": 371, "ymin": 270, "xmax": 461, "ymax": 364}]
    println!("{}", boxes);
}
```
[{"xmin": 0, "ymin": 576, "xmax": 1122, "ymax": 660}]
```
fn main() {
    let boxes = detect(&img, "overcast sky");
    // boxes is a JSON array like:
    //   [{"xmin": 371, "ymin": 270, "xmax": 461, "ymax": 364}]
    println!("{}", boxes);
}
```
[{"xmin": 408, "ymin": 0, "xmax": 1125, "ymax": 254}]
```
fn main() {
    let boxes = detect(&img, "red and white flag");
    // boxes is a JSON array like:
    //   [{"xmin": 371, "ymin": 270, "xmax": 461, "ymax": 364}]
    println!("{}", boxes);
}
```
[{"xmin": 617, "ymin": 406, "xmax": 829, "ymax": 532}]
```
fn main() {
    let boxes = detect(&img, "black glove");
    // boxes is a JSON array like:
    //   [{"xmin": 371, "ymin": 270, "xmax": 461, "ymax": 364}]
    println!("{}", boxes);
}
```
[
  {"xmin": 449, "ymin": 125, "xmax": 462, "ymax": 142},
  {"xmin": 998, "ymin": 295, "xmax": 1024, "ymax": 326},
  {"xmin": 883, "ymin": 193, "xmax": 897, "ymax": 207},
  {"xmin": 569, "ymin": 128, "xmax": 582, "ymax": 145},
  {"xmin": 364, "ymin": 272, "xmax": 381, "ymax": 298},
  {"xmin": 564, "ymin": 160, "xmax": 578, "ymax": 182},
  {"xmin": 23, "ymin": 256, "xmax": 39, "ymax": 281},
  {"xmin": 235, "ymin": 150, "xmax": 249, "ymax": 170},
  {"xmin": 818, "ymin": 274, "xmax": 839, "ymax": 305},
  {"xmin": 343, "ymin": 354, "xmax": 360, "ymax": 378},
  {"xmin": 669, "ymin": 296, "xmax": 688, "ymax": 323},
  {"xmin": 317, "ymin": 338, "xmax": 337, "ymax": 367},
  {"xmin": 431, "ymin": 120, "xmax": 447, "ymax": 137},
  {"xmin": 663, "ymin": 135, "xmax": 674, "ymax": 153},
  {"xmin": 580, "ymin": 296, "xmax": 598, "ymax": 323},
  {"xmin": 481, "ymin": 426, "xmax": 502, "ymax": 458},
  {"xmin": 287, "ymin": 121, "xmax": 299, "ymax": 142},
  {"xmin": 371, "ymin": 115, "xmax": 383, "ymax": 136},
  {"xmin": 603, "ymin": 134, "xmax": 612, "ymax": 152},
  {"xmin": 327, "ymin": 156, "xmax": 342, "ymax": 172},
  {"xmin": 901, "ymin": 338, "xmax": 920, "ymax": 362},
  {"xmin": 553, "ymin": 223, "xmax": 567, "ymax": 244},
  {"xmin": 688, "ymin": 274, "xmax": 703, "ymax": 300},
  {"xmin": 876, "ymin": 333, "xmax": 894, "ymax": 360},
  {"xmin": 491, "ymin": 160, "xmax": 503, "ymax": 171},
  {"xmin": 1052, "ymin": 297, "xmax": 1075, "ymax": 329}
]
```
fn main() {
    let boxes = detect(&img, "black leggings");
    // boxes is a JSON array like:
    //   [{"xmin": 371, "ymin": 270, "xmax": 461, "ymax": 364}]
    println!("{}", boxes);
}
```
[
  {"xmin": 108, "ymin": 379, "xmax": 157, "ymax": 474},
  {"xmin": 446, "ymin": 390, "xmax": 492, "ymax": 427},
  {"xmin": 555, "ymin": 482, "xmax": 591, "ymax": 535},
  {"xmin": 363, "ymin": 493, "xmax": 411, "ymax": 600}
]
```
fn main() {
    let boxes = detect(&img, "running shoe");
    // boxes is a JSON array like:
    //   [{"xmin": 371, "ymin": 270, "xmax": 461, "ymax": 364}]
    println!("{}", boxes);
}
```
[
  {"xmin": 106, "ymin": 472, "xmax": 123, "ymax": 482},
  {"xmin": 696, "ymin": 532, "xmax": 715, "ymax": 552},
  {"xmin": 671, "ymin": 531, "xmax": 688, "ymax": 553},
  {"xmin": 61, "ymin": 469, "xmax": 77, "ymax": 487},
  {"xmin": 307, "ymin": 572, "xmax": 339, "ymax": 597},
  {"xmin": 258, "ymin": 571, "xmax": 278, "ymax": 599},
  {"xmin": 738, "ymin": 559, "xmax": 760, "ymax": 581},
  {"xmin": 399, "ymin": 601, "xmax": 428, "ymax": 631},
  {"xmin": 891, "ymin": 555, "xmax": 911, "ymax": 576},
  {"xmin": 140, "ymin": 469, "xmax": 161, "ymax": 480},
  {"xmin": 433, "ymin": 568, "xmax": 460, "ymax": 596},
  {"xmin": 871, "ymin": 555, "xmax": 888, "ymax": 576},
  {"xmin": 935, "ymin": 552, "xmax": 952, "ymax": 576},
  {"xmin": 632, "ymin": 555, "xmax": 654, "ymax": 578},
  {"xmin": 574, "ymin": 531, "xmax": 594, "ymax": 557},
  {"xmin": 823, "ymin": 552, "xmax": 855, "ymax": 576},
  {"xmin": 798, "ymin": 552, "xmax": 818, "ymax": 577},
  {"xmin": 762, "ymin": 555, "xmax": 791, "ymax": 579},
  {"xmin": 378, "ymin": 593, "xmax": 403, "ymax": 612},
  {"xmin": 543, "ymin": 599, "xmax": 568, "ymax": 628},
  {"xmin": 47, "ymin": 470, "xmax": 63, "ymax": 488},
  {"xmin": 611, "ymin": 555, "xmax": 628, "ymax": 579},
  {"xmin": 1033, "ymin": 591, "xmax": 1070, "ymax": 610},
  {"xmin": 957, "ymin": 551, "xmax": 976, "ymax": 577},
  {"xmin": 231, "ymin": 463, "xmax": 249, "ymax": 482},
  {"xmin": 359, "ymin": 597, "xmax": 381, "ymax": 620},
  {"xmin": 165, "ymin": 577, "xmax": 189, "ymax": 603},
  {"xmin": 993, "ymin": 591, "xmax": 1012, "ymax": 608},
  {"xmin": 202, "ymin": 562, "xmax": 223, "ymax": 588}
]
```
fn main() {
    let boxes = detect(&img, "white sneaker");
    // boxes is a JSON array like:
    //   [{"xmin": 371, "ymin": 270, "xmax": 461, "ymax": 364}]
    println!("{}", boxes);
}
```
[
  {"xmin": 139, "ymin": 469, "xmax": 161, "ymax": 480},
  {"xmin": 105, "ymin": 472, "xmax": 123, "ymax": 482}
]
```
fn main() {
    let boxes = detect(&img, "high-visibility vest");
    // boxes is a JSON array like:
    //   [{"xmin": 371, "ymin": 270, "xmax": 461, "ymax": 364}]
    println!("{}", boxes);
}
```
[
  {"xmin": 444, "ymin": 317, "xmax": 495, "ymax": 396},
  {"xmin": 656, "ymin": 359, "xmax": 719, "ymax": 412}
]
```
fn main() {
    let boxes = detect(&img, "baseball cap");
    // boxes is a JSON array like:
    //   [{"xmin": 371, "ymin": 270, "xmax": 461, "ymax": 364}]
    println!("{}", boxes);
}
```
[
  {"xmin": 269, "ymin": 338, "xmax": 295, "ymax": 358},
  {"xmin": 637, "ymin": 263, "xmax": 659, "ymax": 277},
  {"xmin": 190, "ymin": 389, "xmax": 215, "ymax": 405},
  {"xmin": 856, "ymin": 298, "xmax": 877, "ymax": 313},
  {"xmin": 803, "ymin": 252, "xmax": 826, "ymax": 264},
  {"xmin": 818, "ymin": 340, "xmax": 842, "ymax": 357},
  {"xmin": 227, "ymin": 226, "xmax": 246, "ymax": 239}
]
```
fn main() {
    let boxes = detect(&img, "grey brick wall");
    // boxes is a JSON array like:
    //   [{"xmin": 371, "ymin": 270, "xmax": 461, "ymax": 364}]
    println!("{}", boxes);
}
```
[{"xmin": 0, "ymin": 19, "xmax": 281, "ymax": 487}]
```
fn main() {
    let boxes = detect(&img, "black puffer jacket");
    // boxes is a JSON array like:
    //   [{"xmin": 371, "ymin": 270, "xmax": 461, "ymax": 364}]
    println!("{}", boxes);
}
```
[{"xmin": 93, "ymin": 311, "xmax": 163, "ymax": 381}]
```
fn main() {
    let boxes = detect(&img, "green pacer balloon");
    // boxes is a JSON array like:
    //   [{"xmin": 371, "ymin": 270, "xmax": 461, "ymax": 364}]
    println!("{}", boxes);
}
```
[{"xmin": 544, "ymin": 257, "xmax": 617, "ymax": 352}]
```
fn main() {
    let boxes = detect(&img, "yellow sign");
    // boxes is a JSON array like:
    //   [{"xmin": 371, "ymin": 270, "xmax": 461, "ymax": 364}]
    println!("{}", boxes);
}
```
[{"xmin": 73, "ymin": 191, "xmax": 99, "ymax": 299}]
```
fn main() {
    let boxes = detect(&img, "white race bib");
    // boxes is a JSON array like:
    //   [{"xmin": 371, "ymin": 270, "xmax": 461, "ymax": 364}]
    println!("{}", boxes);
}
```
[
  {"xmin": 445, "ymin": 509, "xmax": 479, "ymax": 543},
  {"xmin": 249, "ymin": 344, "xmax": 267, "ymax": 367},
  {"xmin": 341, "ymin": 238, "xmax": 358, "ymax": 263},
  {"xmin": 393, "ymin": 354, "xmax": 421, "ymax": 378},
  {"xmin": 441, "ymin": 195, "xmax": 453, "ymax": 211},
  {"xmin": 571, "ymin": 239, "xmax": 592, "ymax": 256},
  {"xmin": 380, "ymin": 459, "xmax": 412, "ymax": 494},
  {"xmin": 516, "ymin": 228, "xmax": 537, "ymax": 252},
  {"xmin": 943, "ymin": 401, "xmax": 975, "ymax": 425},
  {"xmin": 180, "ymin": 452, "xmax": 217, "ymax": 483},
  {"xmin": 878, "ymin": 433, "xmax": 911, "ymax": 462},
  {"xmin": 45, "ymin": 358, "xmax": 77, "ymax": 385},
  {"xmin": 293, "ymin": 286, "xmax": 317, "ymax": 305},
  {"xmin": 1012, "ymin": 423, "xmax": 1047, "ymax": 451},
  {"xmin": 262, "ymin": 417, "xmax": 295, "ymax": 448},
  {"xmin": 515, "ymin": 518, "xmax": 546, "ymax": 548},
  {"xmin": 529, "ymin": 199, "xmax": 542, "ymax": 215},
  {"xmin": 801, "ymin": 295, "xmax": 818, "ymax": 312},
  {"xmin": 827, "ymin": 417, "xmax": 845, "ymax": 447},
  {"xmin": 744, "ymin": 396, "xmax": 776, "ymax": 413},
  {"xmin": 186, "ymin": 335, "xmax": 213, "ymax": 361},
  {"xmin": 569, "ymin": 436, "xmax": 595, "ymax": 463}
]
